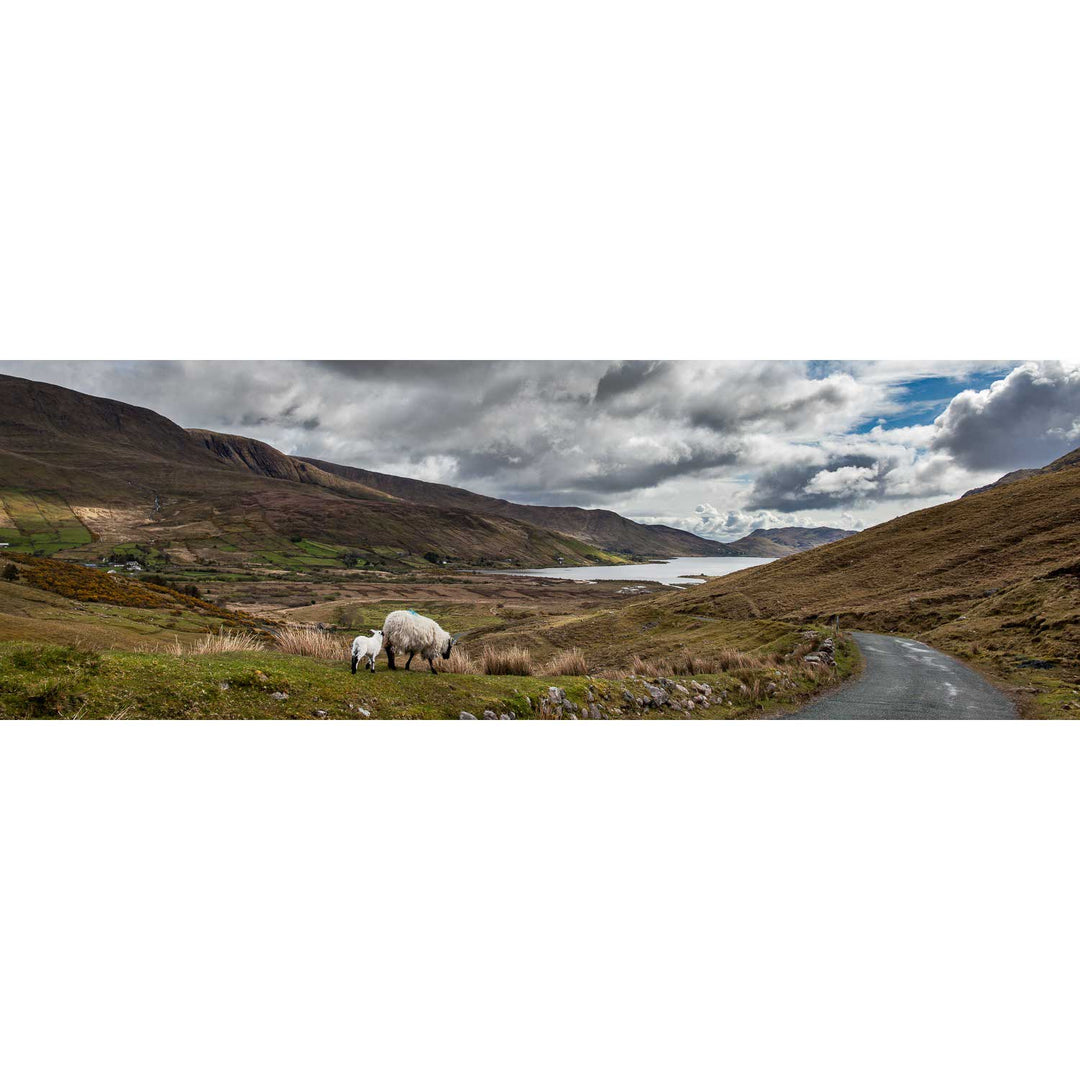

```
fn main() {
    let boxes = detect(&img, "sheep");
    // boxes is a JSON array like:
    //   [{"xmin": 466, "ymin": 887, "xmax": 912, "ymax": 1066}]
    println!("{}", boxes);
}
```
[
  {"xmin": 350, "ymin": 629, "xmax": 384, "ymax": 674},
  {"xmin": 382, "ymin": 609, "xmax": 459, "ymax": 674}
]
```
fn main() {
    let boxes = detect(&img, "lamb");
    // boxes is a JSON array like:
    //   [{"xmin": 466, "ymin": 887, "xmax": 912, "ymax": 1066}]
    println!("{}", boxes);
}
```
[
  {"xmin": 382, "ymin": 609, "xmax": 459, "ymax": 674},
  {"xmin": 350, "ymin": 629, "xmax": 384, "ymax": 674}
]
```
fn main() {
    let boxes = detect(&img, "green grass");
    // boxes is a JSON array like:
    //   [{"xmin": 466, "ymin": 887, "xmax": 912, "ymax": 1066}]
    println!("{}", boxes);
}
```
[
  {"xmin": 0, "ymin": 636, "xmax": 858, "ymax": 719},
  {"xmin": 0, "ymin": 489, "xmax": 93, "ymax": 555}
]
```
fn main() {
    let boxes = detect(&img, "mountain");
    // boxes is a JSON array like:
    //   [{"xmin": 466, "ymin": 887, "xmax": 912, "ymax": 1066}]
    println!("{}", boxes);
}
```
[
  {"xmin": 0, "ymin": 373, "xmax": 727, "ymax": 565},
  {"xmin": 962, "ymin": 445, "xmax": 1080, "ymax": 497},
  {"xmin": 294, "ymin": 456, "xmax": 730, "ymax": 557},
  {"xmin": 722, "ymin": 526, "xmax": 857, "ymax": 557},
  {"xmin": 663, "ymin": 448, "xmax": 1080, "ymax": 680}
]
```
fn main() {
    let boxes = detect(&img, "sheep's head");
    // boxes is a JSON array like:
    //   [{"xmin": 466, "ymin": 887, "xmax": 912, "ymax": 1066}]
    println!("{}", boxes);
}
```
[{"xmin": 442, "ymin": 633, "xmax": 459, "ymax": 660}]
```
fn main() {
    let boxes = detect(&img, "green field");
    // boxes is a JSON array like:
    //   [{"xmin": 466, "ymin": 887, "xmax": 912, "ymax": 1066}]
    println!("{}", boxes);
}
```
[{"xmin": 0, "ymin": 489, "xmax": 93, "ymax": 555}]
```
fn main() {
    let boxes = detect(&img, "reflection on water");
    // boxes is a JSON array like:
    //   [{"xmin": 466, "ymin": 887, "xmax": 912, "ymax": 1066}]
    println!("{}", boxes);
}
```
[{"xmin": 477, "ymin": 556, "xmax": 774, "ymax": 587}]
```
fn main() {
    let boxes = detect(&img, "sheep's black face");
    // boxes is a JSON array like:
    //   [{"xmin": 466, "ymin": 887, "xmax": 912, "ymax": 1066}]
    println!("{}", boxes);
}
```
[{"xmin": 442, "ymin": 641, "xmax": 453, "ymax": 660}]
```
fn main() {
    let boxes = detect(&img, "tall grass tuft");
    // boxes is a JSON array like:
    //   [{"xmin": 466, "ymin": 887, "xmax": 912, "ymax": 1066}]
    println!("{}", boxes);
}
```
[
  {"xmin": 440, "ymin": 647, "xmax": 481, "ymax": 674},
  {"xmin": 192, "ymin": 630, "xmax": 266, "ymax": 654},
  {"xmin": 542, "ymin": 647, "xmax": 588, "ymax": 677},
  {"xmin": 627, "ymin": 646, "xmax": 768, "ymax": 679},
  {"xmin": 631, "ymin": 655, "xmax": 661, "ymax": 678},
  {"xmin": 162, "ymin": 630, "xmax": 266, "ymax": 656},
  {"xmin": 481, "ymin": 645, "xmax": 533, "ymax": 676},
  {"xmin": 273, "ymin": 624, "xmax": 350, "ymax": 661}
]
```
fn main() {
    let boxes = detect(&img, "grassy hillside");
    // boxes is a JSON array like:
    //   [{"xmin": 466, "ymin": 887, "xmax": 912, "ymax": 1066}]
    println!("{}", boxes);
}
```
[
  {"xmin": 0, "ymin": 553, "xmax": 857, "ymax": 718},
  {"xmin": 0, "ymin": 638, "xmax": 857, "ymax": 720},
  {"xmin": 658, "ymin": 455, "xmax": 1080, "ymax": 716}
]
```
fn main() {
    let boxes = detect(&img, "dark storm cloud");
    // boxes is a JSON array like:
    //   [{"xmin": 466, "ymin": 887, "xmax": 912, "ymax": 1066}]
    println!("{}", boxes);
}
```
[
  {"xmin": 746, "ymin": 454, "xmax": 883, "ymax": 511},
  {"xmin": 313, "ymin": 360, "xmax": 484, "ymax": 381},
  {"xmin": 594, "ymin": 361, "xmax": 669, "ymax": 403},
  {"xmin": 687, "ymin": 374, "xmax": 857, "ymax": 433}
]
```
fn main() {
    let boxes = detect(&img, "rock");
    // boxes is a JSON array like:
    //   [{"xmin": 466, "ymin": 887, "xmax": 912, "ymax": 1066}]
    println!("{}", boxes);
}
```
[
  {"xmin": 218, "ymin": 681, "xmax": 230, "ymax": 691},
  {"xmin": 357, "ymin": 707, "xmax": 370, "ymax": 718},
  {"xmin": 674, "ymin": 684, "xmax": 689, "ymax": 696},
  {"xmin": 499, "ymin": 713, "xmax": 512, "ymax": 721},
  {"xmin": 270, "ymin": 691, "xmax": 288, "ymax": 700},
  {"xmin": 623, "ymin": 689, "xmax": 637, "ymax": 704},
  {"xmin": 482, "ymin": 709, "xmax": 498, "ymax": 720},
  {"xmin": 686, "ymin": 700, "xmax": 695, "ymax": 710},
  {"xmin": 693, "ymin": 694, "xmax": 707, "ymax": 705},
  {"xmin": 588, "ymin": 705, "xmax": 601, "ymax": 719},
  {"xmin": 690, "ymin": 680, "xmax": 709, "ymax": 694},
  {"xmin": 548, "ymin": 686, "xmax": 567, "ymax": 705},
  {"xmin": 585, "ymin": 689, "xmax": 594, "ymax": 703},
  {"xmin": 459, "ymin": 711, "xmax": 479, "ymax": 721},
  {"xmin": 313, "ymin": 709, "xmax": 328, "ymax": 718},
  {"xmin": 642, "ymin": 683, "xmax": 670, "ymax": 707},
  {"xmin": 565, "ymin": 701, "xmax": 579, "ymax": 714},
  {"xmin": 765, "ymin": 682, "xmax": 777, "ymax": 694}
]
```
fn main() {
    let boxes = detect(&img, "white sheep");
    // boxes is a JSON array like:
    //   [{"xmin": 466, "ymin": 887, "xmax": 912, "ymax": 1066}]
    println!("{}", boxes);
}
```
[
  {"xmin": 350, "ymin": 629, "xmax": 384, "ymax": 674},
  {"xmin": 382, "ymin": 609, "xmax": 459, "ymax": 674}
]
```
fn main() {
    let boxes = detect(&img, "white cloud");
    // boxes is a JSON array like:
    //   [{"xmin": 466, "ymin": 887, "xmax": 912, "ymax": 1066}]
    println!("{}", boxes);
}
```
[{"xmin": 930, "ymin": 360, "xmax": 1080, "ymax": 470}]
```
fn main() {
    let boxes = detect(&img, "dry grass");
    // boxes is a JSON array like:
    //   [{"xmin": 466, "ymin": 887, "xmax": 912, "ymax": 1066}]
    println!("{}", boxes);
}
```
[
  {"xmin": 161, "ymin": 630, "xmax": 266, "ymax": 656},
  {"xmin": 440, "ymin": 647, "xmax": 481, "ymax": 674},
  {"xmin": 541, "ymin": 647, "xmax": 588, "ymax": 676},
  {"xmin": 481, "ymin": 644, "xmax": 534, "ymax": 676},
  {"xmin": 629, "ymin": 646, "xmax": 765, "ymax": 679},
  {"xmin": 273, "ymin": 624, "xmax": 349, "ymax": 661}
]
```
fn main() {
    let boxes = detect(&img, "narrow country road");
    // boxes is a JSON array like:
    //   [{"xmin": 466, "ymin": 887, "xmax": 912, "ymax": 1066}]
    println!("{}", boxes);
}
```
[{"xmin": 792, "ymin": 631, "xmax": 1018, "ymax": 719}]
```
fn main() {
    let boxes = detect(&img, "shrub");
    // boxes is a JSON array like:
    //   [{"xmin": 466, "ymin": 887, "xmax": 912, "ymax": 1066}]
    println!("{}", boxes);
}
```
[
  {"xmin": 542, "ymin": 648, "xmax": 588, "ymax": 676},
  {"xmin": 1, "ymin": 563, "xmax": 18, "ymax": 582},
  {"xmin": 481, "ymin": 645, "xmax": 533, "ymax": 676},
  {"xmin": 274, "ymin": 624, "xmax": 350, "ymax": 661}
]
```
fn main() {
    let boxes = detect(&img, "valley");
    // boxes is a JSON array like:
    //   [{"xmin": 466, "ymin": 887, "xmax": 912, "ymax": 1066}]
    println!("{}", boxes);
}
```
[{"xmin": 1, "ymin": 371, "xmax": 1077, "ymax": 718}]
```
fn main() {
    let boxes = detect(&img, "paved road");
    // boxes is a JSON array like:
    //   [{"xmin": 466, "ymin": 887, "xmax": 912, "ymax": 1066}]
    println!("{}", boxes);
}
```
[{"xmin": 792, "ymin": 631, "xmax": 1018, "ymax": 719}]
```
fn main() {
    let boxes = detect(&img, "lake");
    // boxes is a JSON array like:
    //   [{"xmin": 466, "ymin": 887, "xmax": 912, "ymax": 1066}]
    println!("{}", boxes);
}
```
[{"xmin": 477, "ymin": 556, "xmax": 775, "ymax": 587}]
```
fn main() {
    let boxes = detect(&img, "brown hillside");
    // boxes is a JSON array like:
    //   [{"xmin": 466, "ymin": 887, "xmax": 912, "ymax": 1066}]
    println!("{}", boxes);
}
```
[
  {"xmin": 296, "ymin": 455, "xmax": 730, "ymax": 557},
  {"xmin": 673, "ymin": 462, "xmax": 1080, "ymax": 628},
  {"xmin": 962, "ymin": 445, "xmax": 1080, "ymax": 497}
]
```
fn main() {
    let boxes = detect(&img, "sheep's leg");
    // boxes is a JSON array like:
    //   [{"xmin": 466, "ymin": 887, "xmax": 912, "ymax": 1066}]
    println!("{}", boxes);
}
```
[
  {"xmin": 351, "ymin": 653, "xmax": 358, "ymax": 675},
  {"xmin": 405, "ymin": 652, "xmax": 414, "ymax": 669},
  {"xmin": 428, "ymin": 657, "xmax": 438, "ymax": 675},
  {"xmin": 368, "ymin": 655, "xmax": 376, "ymax": 673},
  {"xmin": 385, "ymin": 644, "xmax": 396, "ymax": 669}
]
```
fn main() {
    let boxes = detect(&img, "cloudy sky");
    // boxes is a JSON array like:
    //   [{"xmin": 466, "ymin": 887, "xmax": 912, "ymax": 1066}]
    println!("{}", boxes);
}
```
[{"xmin": 4, "ymin": 360, "xmax": 1079, "ymax": 541}]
